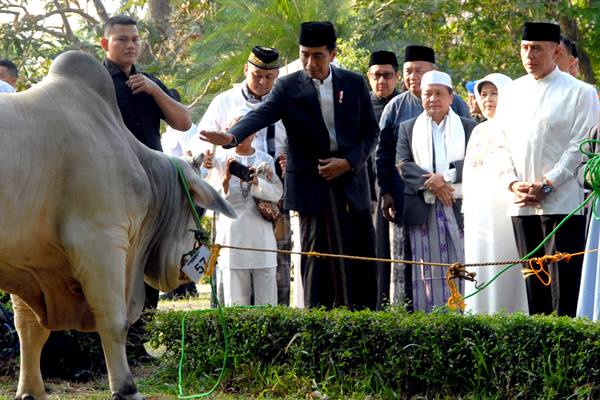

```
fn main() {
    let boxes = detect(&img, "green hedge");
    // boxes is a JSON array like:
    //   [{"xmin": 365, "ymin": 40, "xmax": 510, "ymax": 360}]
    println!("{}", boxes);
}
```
[{"xmin": 148, "ymin": 307, "xmax": 600, "ymax": 399}]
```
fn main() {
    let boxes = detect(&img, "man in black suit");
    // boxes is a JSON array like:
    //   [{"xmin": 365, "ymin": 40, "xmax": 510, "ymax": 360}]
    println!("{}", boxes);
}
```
[{"xmin": 200, "ymin": 21, "xmax": 379, "ymax": 310}]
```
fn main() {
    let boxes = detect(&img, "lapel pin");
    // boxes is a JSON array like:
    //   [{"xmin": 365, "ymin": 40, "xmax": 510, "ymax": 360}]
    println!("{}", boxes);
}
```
[{"xmin": 338, "ymin": 90, "xmax": 344, "ymax": 104}]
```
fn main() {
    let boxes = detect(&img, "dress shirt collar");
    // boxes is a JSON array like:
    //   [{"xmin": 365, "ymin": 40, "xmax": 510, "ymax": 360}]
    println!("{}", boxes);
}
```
[
  {"xmin": 311, "ymin": 66, "xmax": 333, "ymax": 85},
  {"xmin": 528, "ymin": 65, "xmax": 560, "ymax": 84},
  {"xmin": 102, "ymin": 58, "xmax": 137, "ymax": 76},
  {"xmin": 241, "ymin": 82, "xmax": 262, "ymax": 102}
]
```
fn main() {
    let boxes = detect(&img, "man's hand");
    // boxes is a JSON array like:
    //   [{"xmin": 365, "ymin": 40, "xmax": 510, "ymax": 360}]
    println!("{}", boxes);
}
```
[
  {"xmin": 423, "ymin": 173, "xmax": 455, "ymax": 207},
  {"xmin": 318, "ymin": 158, "xmax": 351, "ymax": 180},
  {"xmin": 510, "ymin": 181, "xmax": 538, "ymax": 207},
  {"xmin": 381, "ymin": 193, "xmax": 396, "ymax": 222},
  {"xmin": 527, "ymin": 181, "xmax": 545, "ymax": 203},
  {"xmin": 127, "ymin": 74, "xmax": 159, "ymax": 95},
  {"xmin": 434, "ymin": 185, "xmax": 455, "ymax": 207},
  {"xmin": 423, "ymin": 173, "xmax": 447, "ymax": 194},
  {"xmin": 199, "ymin": 130, "xmax": 235, "ymax": 146}
]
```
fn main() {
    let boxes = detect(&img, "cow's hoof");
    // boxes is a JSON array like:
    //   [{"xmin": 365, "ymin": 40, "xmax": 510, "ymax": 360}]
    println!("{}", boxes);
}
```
[
  {"xmin": 16, "ymin": 395, "xmax": 37, "ymax": 400},
  {"xmin": 111, "ymin": 392, "xmax": 146, "ymax": 400}
]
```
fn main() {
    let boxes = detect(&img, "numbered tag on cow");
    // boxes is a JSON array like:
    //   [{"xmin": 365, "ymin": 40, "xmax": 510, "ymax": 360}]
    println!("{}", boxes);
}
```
[{"xmin": 181, "ymin": 245, "xmax": 212, "ymax": 283}]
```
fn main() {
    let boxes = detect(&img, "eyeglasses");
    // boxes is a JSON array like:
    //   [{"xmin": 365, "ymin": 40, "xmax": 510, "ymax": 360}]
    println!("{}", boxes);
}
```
[{"xmin": 369, "ymin": 72, "xmax": 396, "ymax": 80}]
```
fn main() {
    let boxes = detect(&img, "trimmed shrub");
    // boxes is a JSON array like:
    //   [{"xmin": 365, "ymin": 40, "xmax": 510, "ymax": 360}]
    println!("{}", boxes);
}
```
[{"xmin": 149, "ymin": 307, "xmax": 600, "ymax": 399}]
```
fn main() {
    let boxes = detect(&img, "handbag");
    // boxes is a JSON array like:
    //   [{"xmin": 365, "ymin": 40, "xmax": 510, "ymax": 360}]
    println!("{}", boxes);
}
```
[
  {"xmin": 252, "ymin": 161, "xmax": 282, "ymax": 222},
  {"xmin": 254, "ymin": 197, "xmax": 282, "ymax": 222}
]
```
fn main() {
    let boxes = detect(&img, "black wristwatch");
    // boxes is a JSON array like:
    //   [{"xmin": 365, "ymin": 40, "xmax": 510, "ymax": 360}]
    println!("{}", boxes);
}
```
[{"xmin": 541, "ymin": 182, "xmax": 553, "ymax": 195}]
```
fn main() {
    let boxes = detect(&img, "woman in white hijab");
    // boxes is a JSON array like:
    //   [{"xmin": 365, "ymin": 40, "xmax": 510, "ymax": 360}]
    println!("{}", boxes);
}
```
[{"xmin": 463, "ymin": 73, "xmax": 529, "ymax": 315}]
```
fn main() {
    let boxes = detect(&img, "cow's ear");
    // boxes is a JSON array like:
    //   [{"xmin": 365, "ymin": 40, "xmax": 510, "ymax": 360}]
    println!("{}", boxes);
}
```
[{"xmin": 177, "ymin": 160, "xmax": 237, "ymax": 219}]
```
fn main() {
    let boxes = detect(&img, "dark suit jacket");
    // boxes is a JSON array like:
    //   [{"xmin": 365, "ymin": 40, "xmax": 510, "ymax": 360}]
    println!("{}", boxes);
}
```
[
  {"xmin": 227, "ymin": 66, "xmax": 380, "ymax": 213},
  {"xmin": 396, "ymin": 115, "xmax": 476, "ymax": 228}
]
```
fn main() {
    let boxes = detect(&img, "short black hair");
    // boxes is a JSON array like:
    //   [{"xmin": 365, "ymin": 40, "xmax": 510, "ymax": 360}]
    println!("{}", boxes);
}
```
[
  {"xmin": 103, "ymin": 15, "xmax": 137, "ymax": 37},
  {"xmin": 560, "ymin": 35, "xmax": 575, "ymax": 56},
  {"xmin": 326, "ymin": 42, "xmax": 336, "ymax": 53},
  {"xmin": 0, "ymin": 59, "xmax": 18, "ymax": 78}
]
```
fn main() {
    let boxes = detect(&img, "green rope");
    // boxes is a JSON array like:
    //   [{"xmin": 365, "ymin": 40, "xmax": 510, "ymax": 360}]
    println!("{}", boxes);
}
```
[
  {"xmin": 463, "ymin": 138, "xmax": 600, "ymax": 301},
  {"xmin": 168, "ymin": 157, "xmax": 230, "ymax": 398},
  {"xmin": 177, "ymin": 281, "xmax": 230, "ymax": 399},
  {"xmin": 170, "ymin": 158, "xmax": 203, "ymax": 228}
]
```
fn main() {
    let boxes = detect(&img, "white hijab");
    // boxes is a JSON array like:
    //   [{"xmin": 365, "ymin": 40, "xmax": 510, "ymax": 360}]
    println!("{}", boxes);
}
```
[{"xmin": 474, "ymin": 73, "xmax": 512, "ymax": 119}]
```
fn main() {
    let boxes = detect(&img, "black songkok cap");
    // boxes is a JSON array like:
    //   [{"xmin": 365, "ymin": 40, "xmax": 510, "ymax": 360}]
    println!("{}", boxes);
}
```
[
  {"xmin": 299, "ymin": 21, "xmax": 336, "ymax": 47},
  {"xmin": 522, "ymin": 22, "xmax": 560, "ymax": 43},
  {"xmin": 248, "ymin": 46, "xmax": 280, "ymax": 69},
  {"xmin": 369, "ymin": 50, "xmax": 398, "ymax": 67},
  {"xmin": 404, "ymin": 45, "xmax": 435, "ymax": 64}
]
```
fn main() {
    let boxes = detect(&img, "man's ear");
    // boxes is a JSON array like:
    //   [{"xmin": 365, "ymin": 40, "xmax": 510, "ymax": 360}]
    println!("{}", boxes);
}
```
[
  {"xmin": 330, "ymin": 48, "xmax": 337, "ymax": 62},
  {"xmin": 100, "ymin": 37, "xmax": 109, "ymax": 52}
]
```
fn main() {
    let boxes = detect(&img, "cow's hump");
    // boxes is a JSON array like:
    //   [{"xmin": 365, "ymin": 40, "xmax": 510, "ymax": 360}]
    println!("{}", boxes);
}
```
[{"xmin": 49, "ymin": 50, "xmax": 116, "ymax": 105}]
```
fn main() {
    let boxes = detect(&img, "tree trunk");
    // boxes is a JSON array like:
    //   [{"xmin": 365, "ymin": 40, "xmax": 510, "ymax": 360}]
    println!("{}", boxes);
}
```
[
  {"xmin": 93, "ymin": 0, "xmax": 110, "ymax": 24},
  {"xmin": 149, "ymin": 0, "xmax": 172, "ymax": 37}
]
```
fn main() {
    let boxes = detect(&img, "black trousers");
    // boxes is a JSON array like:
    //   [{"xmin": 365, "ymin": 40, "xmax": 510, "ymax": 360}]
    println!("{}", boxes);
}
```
[
  {"xmin": 511, "ymin": 214, "xmax": 586, "ymax": 316},
  {"xmin": 300, "ymin": 187, "xmax": 377, "ymax": 310}
]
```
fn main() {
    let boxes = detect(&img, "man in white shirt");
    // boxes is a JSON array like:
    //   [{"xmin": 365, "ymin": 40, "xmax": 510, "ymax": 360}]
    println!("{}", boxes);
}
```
[
  {"xmin": 197, "ymin": 46, "xmax": 291, "ymax": 305},
  {"xmin": 496, "ymin": 22, "xmax": 600, "ymax": 316},
  {"xmin": 191, "ymin": 46, "xmax": 287, "ymax": 159},
  {"xmin": 0, "ymin": 59, "xmax": 18, "ymax": 89}
]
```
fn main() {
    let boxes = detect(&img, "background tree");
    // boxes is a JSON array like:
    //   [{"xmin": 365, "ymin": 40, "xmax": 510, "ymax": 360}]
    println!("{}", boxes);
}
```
[{"xmin": 2, "ymin": 0, "xmax": 599, "ymax": 112}]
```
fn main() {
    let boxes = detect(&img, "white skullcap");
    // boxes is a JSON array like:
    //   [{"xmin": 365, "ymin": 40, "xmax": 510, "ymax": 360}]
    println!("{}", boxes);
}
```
[
  {"xmin": 421, "ymin": 70, "xmax": 452, "ymax": 90},
  {"xmin": 0, "ymin": 80, "xmax": 15, "ymax": 93}
]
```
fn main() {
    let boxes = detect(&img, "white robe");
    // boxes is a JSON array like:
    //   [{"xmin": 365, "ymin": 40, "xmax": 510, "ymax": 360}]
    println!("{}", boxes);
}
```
[
  {"xmin": 463, "ymin": 120, "xmax": 528, "ymax": 314},
  {"xmin": 206, "ymin": 149, "xmax": 283, "ymax": 270},
  {"xmin": 190, "ymin": 83, "xmax": 287, "ymax": 157},
  {"xmin": 495, "ymin": 67, "xmax": 600, "ymax": 216}
]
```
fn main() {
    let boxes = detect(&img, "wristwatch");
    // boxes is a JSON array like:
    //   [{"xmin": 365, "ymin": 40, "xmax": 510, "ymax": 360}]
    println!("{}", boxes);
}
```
[
  {"xmin": 541, "ymin": 182, "xmax": 553, "ymax": 196},
  {"xmin": 442, "ymin": 171, "xmax": 452, "ymax": 183}
]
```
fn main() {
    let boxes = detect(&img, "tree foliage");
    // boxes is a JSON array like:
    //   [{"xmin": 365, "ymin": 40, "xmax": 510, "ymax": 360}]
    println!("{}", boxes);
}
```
[{"xmin": 2, "ymin": 1, "xmax": 600, "ymax": 109}]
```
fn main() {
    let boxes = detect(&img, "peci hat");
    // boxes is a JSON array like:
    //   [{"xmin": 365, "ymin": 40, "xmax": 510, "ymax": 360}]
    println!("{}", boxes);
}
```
[
  {"xmin": 465, "ymin": 80, "xmax": 477, "ymax": 94},
  {"xmin": 522, "ymin": 22, "xmax": 560, "ymax": 43},
  {"xmin": 421, "ymin": 70, "xmax": 452, "ymax": 90},
  {"xmin": 404, "ymin": 45, "xmax": 435, "ymax": 64},
  {"xmin": 369, "ymin": 50, "xmax": 398, "ymax": 67},
  {"xmin": 247, "ymin": 46, "xmax": 280, "ymax": 69},
  {"xmin": 299, "ymin": 21, "xmax": 336, "ymax": 48}
]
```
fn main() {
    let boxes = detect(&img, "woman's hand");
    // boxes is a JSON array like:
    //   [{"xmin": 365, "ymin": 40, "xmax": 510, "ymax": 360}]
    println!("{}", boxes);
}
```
[{"xmin": 222, "ymin": 157, "xmax": 234, "ymax": 194}]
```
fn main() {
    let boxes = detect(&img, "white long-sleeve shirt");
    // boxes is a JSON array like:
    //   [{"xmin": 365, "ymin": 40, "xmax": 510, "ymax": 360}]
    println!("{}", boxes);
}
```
[
  {"xmin": 189, "ymin": 83, "xmax": 287, "ymax": 158},
  {"xmin": 495, "ymin": 67, "xmax": 600, "ymax": 215}
]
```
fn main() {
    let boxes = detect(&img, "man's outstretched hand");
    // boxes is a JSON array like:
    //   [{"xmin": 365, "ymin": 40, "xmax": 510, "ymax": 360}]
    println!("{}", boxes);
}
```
[{"xmin": 198, "ymin": 130, "xmax": 235, "ymax": 146}]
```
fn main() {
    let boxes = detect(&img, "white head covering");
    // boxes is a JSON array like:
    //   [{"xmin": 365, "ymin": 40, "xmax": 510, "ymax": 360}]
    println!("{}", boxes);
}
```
[
  {"xmin": 0, "ymin": 80, "xmax": 15, "ymax": 93},
  {"xmin": 474, "ymin": 73, "xmax": 512, "ymax": 119},
  {"xmin": 421, "ymin": 70, "xmax": 453, "ymax": 90}
]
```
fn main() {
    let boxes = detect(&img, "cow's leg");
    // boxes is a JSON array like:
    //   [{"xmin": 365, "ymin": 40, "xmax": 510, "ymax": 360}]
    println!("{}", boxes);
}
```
[
  {"xmin": 73, "ymin": 248, "xmax": 145, "ymax": 400},
  {"xmin": 12, "ymin": 295, "xmax": 50, "ymax": 400}
]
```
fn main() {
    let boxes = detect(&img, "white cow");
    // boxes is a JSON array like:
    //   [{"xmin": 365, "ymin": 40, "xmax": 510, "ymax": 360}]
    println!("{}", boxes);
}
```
[{"xmin": 0, "ymin": 50, "xmax": 236, "ymax": 400}]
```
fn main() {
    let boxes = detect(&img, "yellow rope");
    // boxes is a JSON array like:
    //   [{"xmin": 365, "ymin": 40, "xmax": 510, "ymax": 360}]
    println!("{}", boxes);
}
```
[{"xmin": 203, "ymin": 242, "xmax": 598, "ymax": 311}]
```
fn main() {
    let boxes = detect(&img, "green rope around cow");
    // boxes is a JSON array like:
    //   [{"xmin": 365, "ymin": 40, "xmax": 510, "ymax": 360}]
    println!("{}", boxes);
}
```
[{"xmin": 170, "ymin": 158, "xmax": 231, "ymax": 398}]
